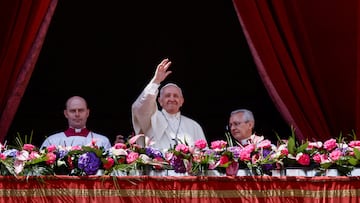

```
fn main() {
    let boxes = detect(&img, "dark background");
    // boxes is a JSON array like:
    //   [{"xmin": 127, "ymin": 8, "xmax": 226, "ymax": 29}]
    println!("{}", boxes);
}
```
[{"xmin": 6, "ymin": 1, "xmax": 291, "ymax": 146}]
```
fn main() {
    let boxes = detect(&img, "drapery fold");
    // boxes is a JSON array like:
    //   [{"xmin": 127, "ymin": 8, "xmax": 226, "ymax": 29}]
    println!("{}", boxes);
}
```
[
  {"xmin": 232, "ymin": 0, "xmax": 360, "ymax": 141},
  {"xmin": 0, "ymin": 0, "xmax": 58, "ymax": 141},
  {"xmin": 1, "ymin": 176, "xmax": 360, "ymax": 203}
]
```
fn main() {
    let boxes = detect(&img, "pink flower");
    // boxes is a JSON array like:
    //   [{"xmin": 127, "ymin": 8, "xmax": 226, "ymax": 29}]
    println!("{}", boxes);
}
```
[
  {"xmin": 329, "ymin": 150, "xmax": 342, "ymax": 161},
  {"xmin": 192, "ymin": 153, "xmax": 202, "ymax": 163},
  {"xmin": 257, "ymin": 140, "xmax": 272, "ymax": 149},
  {"xmin": 307, "ymin": 141, "xmax": 323, "ymax": 150},
  {"xmin": 46, "ymin": 152, "xmax": 56, "ymax": 165},
  {"xmin": 0, "ymin": 153, "xmax": 6, "ymax": 160},
  {"xmin": 312, "ymin": 153, "xmax": 322, "ymax": 164},
  {"xmin": 46, "ymin": 145, "xmax": 56, "ymax": 153},
  {"xmin": 175, "ymin": 144, "xmax": 189, "ymax": 153},
  {"xmin": 323, "ymin": 138, "xmax": 337, "ymax": 151},
  {"xmin": 128, "ymin": 134, "xmax": 144, "ymax": 145},
  {"xmin": 296, "ymin": 153, "xmax": 310, "ymax": 166},
  {"xmin": 16, "ymin": 150, "xmax": 29, "ymax": 161},
  {"xmin": 239, "ymin": 151, "xmax": 251, "ymax": 161},
  {"xmin": 210, "ymin": 140, "xmax": 227, "ymax": 150},
  {"xmin": 195, "ymin": 139, "xmax": 207, "ymax": 150},
  {"xmin": 29, "ymin": 151, "xmax": 40, "ymax": 160},
  {"xmin": 251, "ymin": 153, "xmax": 260, "ymax": 164},
  {"xmin": 23, "ymin": 144, "xmax": 35, "ymax": 151},
  {"xmin": 312, "ymin": 153, "xmax": 329, "ymax": 164},
  {"xmin": 280, "ymin": 148, "xmax": 288, "ymax": 156},
  {"xmin": 164, "ymin": 152, "xmax": 174, "ymax": 162},
  {"xmin": 126, "ymin": 151, "xmax": 139, "ymax": 164},
  {"xmin": 71, "ymin": 146, "xmax": 82, "ymax": 150},
  {"xmin": 348, "ymin": 141, "xmax": 360, "ymax": 147},
  {"xmin": 114, "ymin": 143, "xmax": 127, "ymax": 149},
  {"xmin": 226, "ymin": 161, "xmax": 239, "ymax": 176}
]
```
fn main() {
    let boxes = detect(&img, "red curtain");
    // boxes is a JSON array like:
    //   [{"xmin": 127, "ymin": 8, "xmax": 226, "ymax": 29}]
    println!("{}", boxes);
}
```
[
  {"xmin": 1, "ymin": 176, "xmax": 360, "ymax": 203},
  {"xmin": 0, "ymin": 0, "xmax": 58, "ymax": 142},
  {"xmin": 232, "ymin": 0, "xmax": 360, "ymax": 141}
]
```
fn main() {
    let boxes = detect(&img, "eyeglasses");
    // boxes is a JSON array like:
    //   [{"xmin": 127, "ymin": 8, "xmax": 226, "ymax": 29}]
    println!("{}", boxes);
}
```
[{"xmin": 228, "ymin": 121, "xmax": 248, "ymax": 128}]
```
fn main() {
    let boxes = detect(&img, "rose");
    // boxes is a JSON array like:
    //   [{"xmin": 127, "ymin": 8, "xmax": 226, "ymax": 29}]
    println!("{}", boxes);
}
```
[
  {"xmin": 195, "ymin": 139, "xmax": 207, "ymax": 150},
  {"xmin": 126, "ymin": 152, "xmax": 139, "ymax": 164},
  {"xmin": 46, "ymin": 152, "xmax": 56, "ymax": 165},
  {"xmin": 323, "ymin": 138, "xmax": 337, "ymax": 151},
  {"xmin": 114, "ymin": 143, "xmax": 127, "ymax": 149},
  {"xmin": 210, "ymin": 140, "xmax": 227, "ymax": 150},
  {"xmin": 175, "ymin": 144, "xmax": 189, "ymax": 153},
  {"xmin": 329, "ymin": 150, "xmax": 342, "ymax": 161},
  {"xmin": 23, "ymin": 144, "xmax": 35, "ymax": 151},
  {"xmin": 296, "ymin": 153, "xmax": 310, "ymax": 166},
  {"xmin": 46, "ymin": 145, "xmax": 56, "ymax": 153},
  {"xmin": 349, "ymin": 141, "xmax": 360, "ymax": 147}
]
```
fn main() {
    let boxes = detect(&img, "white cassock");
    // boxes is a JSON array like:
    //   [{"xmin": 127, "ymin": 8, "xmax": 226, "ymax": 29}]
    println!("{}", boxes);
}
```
[
  {"xmin": 40, "ymin": 131, "xmax": 112, "ymax": 150},
  {"xmin": 132, "ymin": 82, "xmax": 207, "ymax": 152}
]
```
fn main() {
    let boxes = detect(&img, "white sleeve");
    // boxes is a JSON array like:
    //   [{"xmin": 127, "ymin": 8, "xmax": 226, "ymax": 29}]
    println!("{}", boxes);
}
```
[{"xmin": 144, "ymin": 82, "xmax": 160, "ymax": 95}]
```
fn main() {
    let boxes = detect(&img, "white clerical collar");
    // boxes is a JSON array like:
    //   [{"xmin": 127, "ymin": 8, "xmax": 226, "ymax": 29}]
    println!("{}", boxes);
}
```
[
  {"xmin": 71, "ymin": 127, "xmax": 87, "ymax": 133},
  {"xmin": 240, "ymin": 134, "xmax": 255, "ymax": 145},
  {"xmin": 162, "ymin": 109, "xmax": 180, "ymax": 120},
  {"xmin": 240, "ymin": 139, "xmax": 249, "ymax": 145}
]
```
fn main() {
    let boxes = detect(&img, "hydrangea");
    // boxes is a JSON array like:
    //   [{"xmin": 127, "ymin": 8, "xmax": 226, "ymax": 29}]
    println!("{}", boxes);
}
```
[{"xmin": 78, "ymin": 152, "xmax": 101, "ymax": 175}]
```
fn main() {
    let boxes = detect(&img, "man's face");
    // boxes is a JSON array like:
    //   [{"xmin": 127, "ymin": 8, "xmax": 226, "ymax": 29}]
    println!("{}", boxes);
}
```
[
  {"xmin": 158, "ymin": 85, "xmax": 184, "ymax": 114},
  {"xmin": 64, "ymin": 97, "xmax": 89, "ymax": 129},
  {"xmin": 229, "ymin": 112, "xmax": 253, "ymax": 141}
]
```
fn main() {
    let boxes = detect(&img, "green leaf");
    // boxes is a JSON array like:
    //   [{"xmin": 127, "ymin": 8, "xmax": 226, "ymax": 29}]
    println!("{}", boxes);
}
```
[
  {"xmin": 320, "ymin": 162, "xmax": 332, "ymax": 169},
  {"xmin": 296, "ymin": 142, "xmax": 309, "ymax": 154},
  {"xmin": 287, "ymin": 135, "xmax": 295, "ymax": 155},
  {"xmin": 348, "ymin": 157, "xmax": 358, "ymax": 166},
  {"xmin": 354, "ymin": 148, "xmax": 360, "ymax": 160}
]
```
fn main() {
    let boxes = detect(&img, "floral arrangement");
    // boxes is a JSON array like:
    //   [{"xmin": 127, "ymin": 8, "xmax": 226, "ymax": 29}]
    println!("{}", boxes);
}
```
[{"xmin": 1, "ymin": 131, "xmax": 360, "ymax": 177}]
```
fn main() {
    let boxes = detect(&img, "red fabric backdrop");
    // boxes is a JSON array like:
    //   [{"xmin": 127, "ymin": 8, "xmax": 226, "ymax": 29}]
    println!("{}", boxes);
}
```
[
  {"xmin": 0, "ymin": 0, "xmax": 58, "ymax": 141},
  {"xmin": 1, "ymin": 176, "xmax": 360, "ymax": 203},
  {"xmin": 232, "ymin": 0, "xmax": 360, "ymax": 141}
]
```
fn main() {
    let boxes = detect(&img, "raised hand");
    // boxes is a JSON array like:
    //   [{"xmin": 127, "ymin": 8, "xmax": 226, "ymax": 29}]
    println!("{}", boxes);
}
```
[{"xmin": 151, "ymin": 58, "xmax": 172, "ymax": 84}]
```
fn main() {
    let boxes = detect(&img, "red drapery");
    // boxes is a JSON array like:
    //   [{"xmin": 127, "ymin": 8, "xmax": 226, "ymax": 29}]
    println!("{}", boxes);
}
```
[
  {"xmin": 232, "ymin": 0, "xmax": 360, "ymax": 141},
  {"xmin": 0, "ymin": 0, "xmax": 58, "ymax": 142},
  {"xmin": 0, "ymin": 176, "xmax": 360, "ymax": 203}
]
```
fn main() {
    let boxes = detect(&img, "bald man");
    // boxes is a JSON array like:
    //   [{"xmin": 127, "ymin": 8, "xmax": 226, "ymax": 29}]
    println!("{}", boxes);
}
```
[{"xmin": 40, "ymin": 96, "xmax": 111, "ymax": 150}]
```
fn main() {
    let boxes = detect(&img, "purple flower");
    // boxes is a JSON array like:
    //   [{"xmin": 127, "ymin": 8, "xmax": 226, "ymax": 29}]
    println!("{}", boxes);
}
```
[
  {"xmin": 3, "ymin": 149, "xmax": 18, "ymax": 157},
  {"xmin": 227, "ymin": 146, "xmax": 241, "ymax": 159},
  {"xmin": 145, "ymin": 147, "xmax": 163, "ymax": 158},
  {"xmin": 78, "ymin": 152, "xmax": 101, "ymax": 175},
  {"xmin": 204, "ymin": 149, "xmax": 216, "ymax": 156},
  {"xmin": 57, "ymin": 149, "xmax": 68, "ymax": 159},
  {"xmin": 261, "ymin": 149, "xmax": 275, "ymax": 170},
  {"xmin": 170, "ymin": 155, "xmax": 186, "ymax": 173}
]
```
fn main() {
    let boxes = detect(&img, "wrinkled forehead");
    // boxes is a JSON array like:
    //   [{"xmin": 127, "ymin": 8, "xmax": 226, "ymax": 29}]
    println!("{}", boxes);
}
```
[
  {"xmin": 160, "ymin": 83, "xmax": 183, "ymax": 97},
  {"xmin": 66, "ymin": 97, "xmax": 88, "ymax": 109},
  {"xmin": 230, "ymin": 112, "xmax": 245, "ymax": 121}
]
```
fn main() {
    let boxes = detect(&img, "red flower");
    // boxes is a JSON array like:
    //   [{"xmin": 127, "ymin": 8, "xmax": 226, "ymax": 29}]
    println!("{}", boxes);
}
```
[
  {"xmin": 67, "ymin": 156, "xmax": 74, "ymax": 169},
  {"xmin": 103, "ymin": 157, "xmax": 115, "ymax": 170}
]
